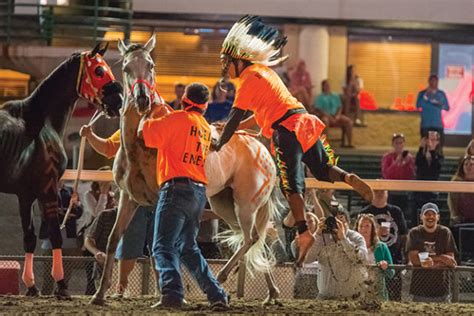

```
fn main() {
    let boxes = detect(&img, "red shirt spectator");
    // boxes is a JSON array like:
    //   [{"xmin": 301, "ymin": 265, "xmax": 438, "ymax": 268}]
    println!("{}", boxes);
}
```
[{"xmin": 382, "ymin": 134, "xmax": 415, "ymax": 180}]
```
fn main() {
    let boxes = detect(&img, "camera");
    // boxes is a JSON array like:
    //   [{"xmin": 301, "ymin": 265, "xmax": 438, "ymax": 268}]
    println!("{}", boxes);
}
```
[
  {"xmin": 323, "ymin": 216, "xmax": 337, "ymax": 234},
  {"xmin": 402, "ymin": 150, "xmax": 409, "ymax": 158}
]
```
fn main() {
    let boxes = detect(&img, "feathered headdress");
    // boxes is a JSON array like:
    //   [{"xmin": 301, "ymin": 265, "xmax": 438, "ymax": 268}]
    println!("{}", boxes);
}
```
[{"xmin": 221, "ymin": 15, "xmax": 288, "ymax": 66}]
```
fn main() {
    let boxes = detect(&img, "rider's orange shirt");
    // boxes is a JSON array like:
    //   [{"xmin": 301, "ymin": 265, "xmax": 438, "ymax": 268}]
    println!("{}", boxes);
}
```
[
  {"xmin": 233, "ymin": 63, "xmax": 305, "ymax": 138},
  {"xmin": 142, "ymin": 110, "xmax": 211, "ymax": 186}
]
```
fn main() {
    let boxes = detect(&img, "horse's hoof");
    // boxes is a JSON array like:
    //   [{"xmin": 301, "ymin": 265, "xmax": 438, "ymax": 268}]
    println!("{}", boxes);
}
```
[
  {"xmin": 262, "ymin": 297, "xmax": 283, "ymax": 307},
  {"xmin": 54, "ymin": 280, "xmax": 71, "ymax": 300},
  {"xmin": 90, "ymin": 295, "xmax": 106, "ymax": 306},
  {"xmin": 25, "ymin": 285, "xmax": 40, "ymax": 297}
]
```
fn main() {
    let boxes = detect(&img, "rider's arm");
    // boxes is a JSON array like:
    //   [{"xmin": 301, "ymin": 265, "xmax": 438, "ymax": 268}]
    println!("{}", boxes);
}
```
[{"xmin": 214, "ymin": 108, "xmax": 246, "ymax": 151}]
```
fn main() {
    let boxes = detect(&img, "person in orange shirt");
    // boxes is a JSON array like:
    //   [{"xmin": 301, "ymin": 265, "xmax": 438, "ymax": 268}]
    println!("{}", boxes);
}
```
[
  {"xmin": 213, "ymin": 15, "xmax": 374, "ymax": 265},
  {"xmin": 138, "ymin": 83, "xmax": 228, "ymax": 310}
]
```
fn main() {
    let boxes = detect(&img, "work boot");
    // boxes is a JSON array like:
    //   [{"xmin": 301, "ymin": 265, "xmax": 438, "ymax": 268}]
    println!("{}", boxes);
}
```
[{"xmin": 345, "ymin": 173, "xmax": 373, "ymax": 202}]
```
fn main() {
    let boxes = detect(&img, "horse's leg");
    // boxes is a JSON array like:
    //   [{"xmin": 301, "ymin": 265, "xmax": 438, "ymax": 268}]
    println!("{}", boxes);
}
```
[
  {"xmin": 217, "ymin": 201, "xmax": 257, "ymax": 284},
  {"xmin": 91, "ymin": 192, "xmax": 138, "ymax": 305},
  {"xmin": 37, "ymin": 190, "xmax": 70, "ymax": 299},
  {"xmin": 262, "ymin": 270, "xmax": 281, "ymax": 306},
  {"xmin": 18, "ymin": 194, "xmax": 39, "ymax": 296}
]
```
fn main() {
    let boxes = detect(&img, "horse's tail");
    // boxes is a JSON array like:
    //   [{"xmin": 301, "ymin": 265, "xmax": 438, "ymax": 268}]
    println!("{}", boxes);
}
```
[{"xmin": 220, "ymin": 186, "xmax": 284, "ymax": 274}]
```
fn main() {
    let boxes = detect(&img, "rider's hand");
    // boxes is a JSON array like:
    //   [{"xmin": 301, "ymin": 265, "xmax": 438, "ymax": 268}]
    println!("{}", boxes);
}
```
[{"xmin": 79, "ymin": 125, "xmax": 92, "ymax": 138}]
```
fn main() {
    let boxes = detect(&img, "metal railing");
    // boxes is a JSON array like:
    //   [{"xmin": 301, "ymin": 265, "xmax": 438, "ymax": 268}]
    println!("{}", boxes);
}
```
[
  {"xmin": 0, "ymin": 0, "xmax": 132, "ymax": 45},
  {"xmin": 1, "ymin": 256, "xmax": 474, "ymax": 303}
]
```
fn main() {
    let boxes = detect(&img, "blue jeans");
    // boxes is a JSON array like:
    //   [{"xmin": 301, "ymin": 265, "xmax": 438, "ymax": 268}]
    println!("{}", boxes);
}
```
[{"xmin": 152, "ymin": 180, "xmax": 227, "ymax": 304}]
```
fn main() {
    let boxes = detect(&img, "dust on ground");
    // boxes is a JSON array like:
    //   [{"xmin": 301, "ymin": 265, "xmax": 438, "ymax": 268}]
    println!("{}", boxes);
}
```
[{"xmin": 1, "ymin": 296, "xmax": 474, "ymax": 315}]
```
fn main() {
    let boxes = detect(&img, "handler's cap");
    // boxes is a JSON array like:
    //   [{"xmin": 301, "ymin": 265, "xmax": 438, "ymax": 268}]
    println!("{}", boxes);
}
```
[{"xmin": 421, "ymin": 202, "xmax": 439, "ymax": 215}]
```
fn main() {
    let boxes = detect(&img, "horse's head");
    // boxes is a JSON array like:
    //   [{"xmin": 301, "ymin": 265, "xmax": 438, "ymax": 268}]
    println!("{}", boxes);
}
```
[
  {"xmin": 118, "ymin": 35, "xmax": 157, "ymax": 116},
  {"xmin": 77, "ymin": 42, "xmax": 123, "ymax": 118}
]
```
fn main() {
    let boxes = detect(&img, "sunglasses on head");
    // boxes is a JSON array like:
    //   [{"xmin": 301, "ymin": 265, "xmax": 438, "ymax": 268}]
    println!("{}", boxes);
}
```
[{"xmin": 392, "ymin": 133, "xmax": 405, "ymax": 141}]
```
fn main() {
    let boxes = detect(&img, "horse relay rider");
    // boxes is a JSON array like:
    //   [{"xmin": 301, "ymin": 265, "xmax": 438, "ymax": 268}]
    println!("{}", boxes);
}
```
[{"xmin": 212, "ymin": 15, "xmax": 374, "ymax": 264}]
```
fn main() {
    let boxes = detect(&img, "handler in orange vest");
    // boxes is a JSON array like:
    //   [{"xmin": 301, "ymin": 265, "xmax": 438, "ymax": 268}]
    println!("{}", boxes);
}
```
[{"xmin": 138, "ymin": 82, "xmax": 228, "ymax": 310}]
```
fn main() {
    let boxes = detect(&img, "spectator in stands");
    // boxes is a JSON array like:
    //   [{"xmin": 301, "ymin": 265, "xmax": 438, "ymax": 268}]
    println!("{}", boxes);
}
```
[
  {"xmin": 416, "ymin": 74, "xmax": 450, "ymax": 148},
  {"xmin": 84, "ymin": 191, "xmax": 118, "ymax": 288},
  {"xmin": 448, "ymin": 155, "xmax": 474, "ymax": 224},
  {"xmin": 355, "ymin": 213, "xmax": 394, "ymax": 301},
  {"xmin": 448, "ymin": 154, "xmax": 474, "ymax": 262},
  {"xmin": 359, "ymin": 189, "xmax": 407, "ymax": 301},
  {"xmin": 406, "ymin": 202, "xmax": 457, "ymax": 302},
  {"xmin": 306, "ymin": 208, "xmax": 368, "ymax": 300},
  {"xmin": 345, "ymin": 65, "xmax": 364, "ymax": 126},
  {"xmin": 381, "ymin": 133, "xmax": 415, "ymax": 225},
  {"xmin": 313, "ymin": 80, "xmax": 354, "ymax": 147},
  {"xmin": 205, "ymin": 83, "xmax": 233, "ymax": 123},
  {"xmin": 414, "ymin": 131, "xmax": 443, "ymax": 213},
  {"xmin": 39, "ymin": 182, "xmax": 83, "ymax": 295},
  {"xmin": 168, "ymin": 83, "xmax": 186, "ymax": 110},
  {"xmin": 289, "ymin": 60, "xmax": 313, "ymax": 110},
  {"xmin": 77, "ymin": 166, "xmax": 112, "ymax": 295},
  {"xmin": 359, "ymin": 190, "xmax": 407, "ymax": 264}
]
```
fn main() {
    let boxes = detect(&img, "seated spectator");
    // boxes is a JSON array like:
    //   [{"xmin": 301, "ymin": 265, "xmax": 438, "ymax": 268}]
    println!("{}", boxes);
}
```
[
  {"xmin": 39, "ymin": 182, "xmax": 83, "ymax": 295},
  {"xmin": 204, "ymin": 84, "xmax": 233, "ymax": 123},
  {"xmin": 167, "ymin": 83, "xmax": 186, "ymax": 110},
  {"xmin": 414, "ymin": 131, "xmax": 443, "ymax": 212},
  {"xmin": 359, "ymin": 190, "xmax": 407, "ymax": 264},
  {"xmin": 448, "ymin": 155, "xmax": 474, "ymax": 224},
  {"xmin": 306, "ymin": 208, "xmax": 368, "ymax": 300},
  {"xmin": 406, "ymin": 203, "xmax": 457, "ymax": 303},
  {"xmin": 448, "ymin": 155, "xmax": 474, "ymax": 261},
  {"xmin": 289, "ymin": 60, "xmax": 313, "ymax": 110},
  {"xmin": 84, "ymin": 191, "xmax": 118, "ymax": 288},
  {"xmin": 355, "ymin": 214, "xmax": 394, "ymax": 301},
  {"xmin": 381, "ymin": 133, "xmax": 415, "ymax": 225},
  {"xmin": 77, "ymin": 166, "xmax": 112, "ymax": 295},
  {"xmin": 359, "ymin": 189, "xmax": 407, "ymax": 301},
  {"xmin": 313, "ymin": 80, "xmax": 354, "ymax": 147}
]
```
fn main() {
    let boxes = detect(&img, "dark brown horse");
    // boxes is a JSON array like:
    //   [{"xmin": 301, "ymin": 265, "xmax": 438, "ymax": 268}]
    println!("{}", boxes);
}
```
[{"xmin": 0, "ymin": 43, "xmax": 122, "ymax": 298}]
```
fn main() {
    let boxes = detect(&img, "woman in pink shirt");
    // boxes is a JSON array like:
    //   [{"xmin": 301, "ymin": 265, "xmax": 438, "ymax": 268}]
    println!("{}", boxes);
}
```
[{"xmin": 381, "ymin": 134, "xmax": 415, "ymax": 225}]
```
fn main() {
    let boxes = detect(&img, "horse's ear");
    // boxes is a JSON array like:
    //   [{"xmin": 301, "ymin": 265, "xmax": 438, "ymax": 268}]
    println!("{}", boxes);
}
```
[
  {"xmin": 89, "ymin": 42, "xmax": 101, "ymax": 57},
  {"xmin": 118, "ymin": 39, "xmax": 128, "ymax": 55},
  {"xmin": 98, "ymin": 42, "xmax": 109, "ymax": 56},
  {"xmin": 144, "ymin": 34, "xmax": 156, "ymax": 53}
]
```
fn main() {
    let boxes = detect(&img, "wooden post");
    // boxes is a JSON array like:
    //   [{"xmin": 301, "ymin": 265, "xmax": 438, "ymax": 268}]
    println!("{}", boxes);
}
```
[{"xmin": 236, "ymin": 260, "xmax": 246, "ymax": 298}]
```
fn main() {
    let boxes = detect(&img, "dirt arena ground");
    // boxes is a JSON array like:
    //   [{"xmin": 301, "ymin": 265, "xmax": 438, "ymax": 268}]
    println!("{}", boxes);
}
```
[{"xmin": 1, "ymin": 296, "xmax": 474, "ymax": 315}]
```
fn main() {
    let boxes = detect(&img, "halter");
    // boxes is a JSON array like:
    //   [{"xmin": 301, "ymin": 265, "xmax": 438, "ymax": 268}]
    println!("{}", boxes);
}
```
[
  {"xmin": 130, "ymin": 78, "xmax": 162, "ymax": 105},
  {"xmin": 76, "ymin": 52, "xmax": 116, "ymax": 105}
]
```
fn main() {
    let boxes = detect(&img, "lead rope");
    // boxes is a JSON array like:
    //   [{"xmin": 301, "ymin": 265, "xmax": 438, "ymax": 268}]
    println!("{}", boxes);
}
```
[{"xmin": 60, "ymin": 109, "xmax": 103, "ymax": 230}]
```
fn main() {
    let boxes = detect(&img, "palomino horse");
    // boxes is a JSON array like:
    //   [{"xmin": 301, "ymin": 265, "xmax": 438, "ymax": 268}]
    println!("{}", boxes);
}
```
[
  {"xmin": 91, "ymin": 35, "xmax": 282, "ymax": 305},
  {"xmin": 0, "ymin": 43, "xmax": 123, "ymax": 298}
]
